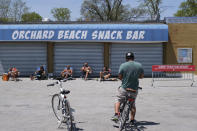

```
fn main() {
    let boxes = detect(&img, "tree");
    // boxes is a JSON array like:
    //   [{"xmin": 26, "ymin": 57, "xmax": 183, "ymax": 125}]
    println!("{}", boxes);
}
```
[
  {"xmin": 0, "ymin": 17, "xmax": 9, "ymax": 22},
  {"xmin": 80, "ymin": 0, "xmax": 148, "ymax": 22},
  {"xmin": 11, "ymin": 0, "xmax": 29, "ymax": 21},
  {"xmin": 0, "ymin": 0, "xmax": 29, "ymax": 22},
  {"xmin": 51, "ymin": 8, "xmax": 71, "ymax": 21},
  {"xmin": 174, "ymin": 0, "xmax": 197, "ymax": 17},
  {"xmin": 0, "ymin": 0, "xmax": 11, "ymax": 22},
  {"xmin": 139, "ymin": 0, "xmax": 163, "ymax": 21},
  {"xmin": 80, "ymin": 0, "xmax": 129, "ymax": 21},
  {"xmin": 21, "ymin": 12, "xmax": 42, "ymax": 22},
  {"xmin": 126, "ymin": 8, "xmax": 149, "ymax": 21}
]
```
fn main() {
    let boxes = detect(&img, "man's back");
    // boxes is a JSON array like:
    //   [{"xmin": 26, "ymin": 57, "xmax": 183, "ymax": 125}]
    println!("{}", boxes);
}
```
[
  {"xmin": 119, "ymin": 61, "xmax": 144, "ymax": 90},
  {"xmin": 112, "ymin": 52, "xmax": 144, "ymax": 123}
]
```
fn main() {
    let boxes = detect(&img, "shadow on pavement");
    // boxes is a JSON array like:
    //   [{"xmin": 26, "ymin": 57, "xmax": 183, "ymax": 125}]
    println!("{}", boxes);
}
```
[
  {"xmin": 135, "ymin": 121, "xmax": 160, "ymax": 126},
  {"xmin": 113, "ymin": 120, "xmax": 160, "ymax": 131},
  {"xmin": 73, "ymin": 122, "xmax": 84, "ymax": 131},
  {"xmin": 58, "ymin": 122, "xmax": 84, "ymax": 131},
  {"xmin": 126, "ymin": 121, "xmax": 160, "ymax": 131}
]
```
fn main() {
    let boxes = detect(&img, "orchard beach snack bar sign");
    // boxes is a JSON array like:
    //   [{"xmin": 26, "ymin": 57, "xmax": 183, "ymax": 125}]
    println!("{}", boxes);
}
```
[{"xmin": 0, "ymin": 24, "xmax": 168, "ymax": 42}]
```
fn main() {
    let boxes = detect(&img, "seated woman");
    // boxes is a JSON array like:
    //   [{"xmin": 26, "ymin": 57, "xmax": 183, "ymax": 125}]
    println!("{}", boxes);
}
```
[
  {"xmin": 35, "ymin": 66, "xmax": 46, "ymax": 80},
  {"xmin": 8, "ymin": 67, "xmax": 19, "ymax": 81},
  {"xmin": 81, "ymin": 62, "xmax": 92, "ymax": 80},
  {"xmin": 61, "ymin": 65, "xmax": 73, "ymax": 79},
  {"xmin": 100, "ymin": 66, "xmax": 111, "ymax": 81}
]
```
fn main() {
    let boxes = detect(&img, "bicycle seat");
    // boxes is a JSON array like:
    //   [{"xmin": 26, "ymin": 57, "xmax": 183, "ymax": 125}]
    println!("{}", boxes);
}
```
[{"xmin": 61, "ymin": 89, "xmax": 70, "ymax": 94}]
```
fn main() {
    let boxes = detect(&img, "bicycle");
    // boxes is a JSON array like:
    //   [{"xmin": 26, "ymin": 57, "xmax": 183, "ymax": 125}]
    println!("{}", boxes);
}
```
[
  {"xmin": 118, "ymin": 87, "xmax": 142, "ymax": 131},
  {"xmin": 47, "ymin": 79, "xmax": 74, "ymax": 130}
]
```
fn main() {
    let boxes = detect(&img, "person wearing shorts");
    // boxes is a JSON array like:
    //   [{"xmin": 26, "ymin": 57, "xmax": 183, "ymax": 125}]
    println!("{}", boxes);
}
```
[
  {"xmin": 112, "ymin": 52, "xmax": 144, "ymax": 124},
  {"xmin": 116, "ymin": 87, "xmax": 138, "ymax": 104},
  {"xmin": 80, "ymin": 63, "xmax": 92, "ymax": 80},
  {"xmin": 61, "ymin": 65, "xmax": 73, "ymax": 79},
  {"xmin": 99, "ymin": 66, "xmax": 111, "ymax": 81}
]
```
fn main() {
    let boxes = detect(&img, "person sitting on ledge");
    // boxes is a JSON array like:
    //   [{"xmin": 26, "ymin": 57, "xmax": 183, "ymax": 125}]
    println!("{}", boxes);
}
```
[
  {"xmin": 34, "ymin": 65, "xmax": 46, "ymax": 80},
  {"xmin": 61, "ymin": 65, "xmax": 73, "ymax": 79},
  {"xmin": 81, "ymin": 62, "xmax": 92, "ymax": 80},
  {"xmin": 100, "ymin": 66, "xmax": 111, "ymax": 81},
  {"xmin": 8, "ymin": 67, "xmax": 19, "ymax": 81}
]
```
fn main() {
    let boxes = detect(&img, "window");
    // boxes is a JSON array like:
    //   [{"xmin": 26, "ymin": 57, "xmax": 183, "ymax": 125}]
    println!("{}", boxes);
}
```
[{"xmin": 177, "ymin": 48, "xmax": 192, "ymax": 63}]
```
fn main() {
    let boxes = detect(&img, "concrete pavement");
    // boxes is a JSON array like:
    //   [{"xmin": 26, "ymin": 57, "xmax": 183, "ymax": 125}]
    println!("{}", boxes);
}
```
[{"xmin": 0, "ymin": 77, "xmax": 197, "ymax": 131}]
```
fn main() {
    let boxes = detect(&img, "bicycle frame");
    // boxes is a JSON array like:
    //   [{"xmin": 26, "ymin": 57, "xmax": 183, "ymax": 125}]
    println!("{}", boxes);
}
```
[
  {"xmin": 47, "ymin": 79, "xmax": 73, "ymax": 130},
  {"xmin": 120, "ymin": 97, "xmax": 134, "ymax": 112},
  {"xmin": 58, "ymin": 81, "xmax": 66, "ymax": 100},
  {"xmin": 119, "ymin": 96, "xmax": 135, "ymax": 131},
  {"xmin": 118, "ymin": 89, "xmax": 139, "ymax": 131}
]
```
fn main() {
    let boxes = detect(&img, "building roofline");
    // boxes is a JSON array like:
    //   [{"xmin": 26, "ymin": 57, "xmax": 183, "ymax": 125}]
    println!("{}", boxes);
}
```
[{"xmin": 0, "ymin": 20, "xmax": 166, "ymax": 25}]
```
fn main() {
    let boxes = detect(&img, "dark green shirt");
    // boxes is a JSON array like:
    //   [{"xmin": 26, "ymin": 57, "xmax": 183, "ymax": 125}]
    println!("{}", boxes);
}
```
[{"xmin": 119, "ymin": 61, "xmax": 144, "ymax": 90}]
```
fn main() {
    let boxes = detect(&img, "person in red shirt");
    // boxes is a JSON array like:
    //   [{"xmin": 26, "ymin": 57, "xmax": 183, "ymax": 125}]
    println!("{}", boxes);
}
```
[{"xmin": 8, "ymin": 67, "xmax": 19, "ymax": 81}]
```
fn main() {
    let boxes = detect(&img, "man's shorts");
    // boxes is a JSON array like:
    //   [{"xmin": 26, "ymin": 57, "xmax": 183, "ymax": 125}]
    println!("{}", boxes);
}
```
[{"xmin": 116, "ymin": 87, "xmax": 138, "ymax": 105}]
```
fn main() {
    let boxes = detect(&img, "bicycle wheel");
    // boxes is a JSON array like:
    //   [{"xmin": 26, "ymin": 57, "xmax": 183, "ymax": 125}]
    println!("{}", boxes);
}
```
[
  {"xmin": 64, "ymin": 100, "xmax": 74, "ymax": 131},
  {"xmin": 119, "ymin": 102, "xmax": 130, "ymax": 131},
  {"xmin": 52, "ymin": 94, "xmax": 62, "ymax": 121}
]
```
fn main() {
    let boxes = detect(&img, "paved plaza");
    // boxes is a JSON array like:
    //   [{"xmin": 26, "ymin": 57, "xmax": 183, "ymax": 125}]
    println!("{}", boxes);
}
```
[{"xmin": 0, "ymin": 77, "xmax": 197, "ymax": 131}]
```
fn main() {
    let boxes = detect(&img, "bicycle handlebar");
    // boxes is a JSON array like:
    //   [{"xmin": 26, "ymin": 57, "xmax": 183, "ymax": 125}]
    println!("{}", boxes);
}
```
[
  {"xmin": 47, "ymin": 83, "xmax": 55, "ymax": 87},
  {"xmin": 61, "ymin": 79, "xmax": 67, "ymax": 82},
  {"xmin": 47, "ymin": 79, "xmax": 68, "ymax": 87}
]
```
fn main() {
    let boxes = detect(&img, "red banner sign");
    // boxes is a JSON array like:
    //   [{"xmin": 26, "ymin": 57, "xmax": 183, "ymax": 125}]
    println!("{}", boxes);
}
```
[{"xmin": 152, "ymin": 65, "xmax": 196, "ymax": 72}]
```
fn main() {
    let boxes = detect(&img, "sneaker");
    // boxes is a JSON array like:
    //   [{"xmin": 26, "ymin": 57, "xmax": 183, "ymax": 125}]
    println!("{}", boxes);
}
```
[
  {"xmin": 111, "ymin": 115, "xmax": 119, "ymax": 122},
  {"xmin": 130, "ymin": 119, "xmax": 136, "ymax": 125}
]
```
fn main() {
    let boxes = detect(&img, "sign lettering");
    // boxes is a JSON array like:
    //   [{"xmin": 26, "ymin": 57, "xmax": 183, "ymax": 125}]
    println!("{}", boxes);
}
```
[
  {"xmin": 0, "ymin": 26, "xmax": 168, "ymax": 42},
  {"xmin": 152, "ymin": 65, "xmax": 196, "ymax": 72}
]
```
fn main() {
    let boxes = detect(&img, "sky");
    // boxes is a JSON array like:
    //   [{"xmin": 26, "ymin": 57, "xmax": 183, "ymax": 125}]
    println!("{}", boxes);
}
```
[{"xmin": 25, "ymin": 0, "xmax": 186, "ymax": 21}]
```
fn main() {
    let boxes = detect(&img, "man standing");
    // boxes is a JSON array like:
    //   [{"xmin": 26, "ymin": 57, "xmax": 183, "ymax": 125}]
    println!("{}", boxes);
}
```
[{"xmin": 112, "ymin": 52, "xmax": 144, "ymax": 124}]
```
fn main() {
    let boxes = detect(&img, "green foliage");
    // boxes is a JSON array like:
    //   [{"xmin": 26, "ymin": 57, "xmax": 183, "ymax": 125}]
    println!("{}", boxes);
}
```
[
  {"xmin": 0, "ymin": 17, "xmax": 9, "ymax": 22},
  {"xmin": 21, "ymin": 12, "xmax": 42, "ymax": 22},
  {"xmin": 51, "ymin": 8, "xmax": 71, "ymax": 21},
  {"xmin": 174, "ymin": 0, "xmax": 197, "ymax": 17}
]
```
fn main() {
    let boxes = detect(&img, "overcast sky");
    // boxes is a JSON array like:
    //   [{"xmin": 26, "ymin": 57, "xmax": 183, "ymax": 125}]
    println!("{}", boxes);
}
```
[{"xmin": 25, "ymin": 0, "xmax": 186, "ymax": 20}]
